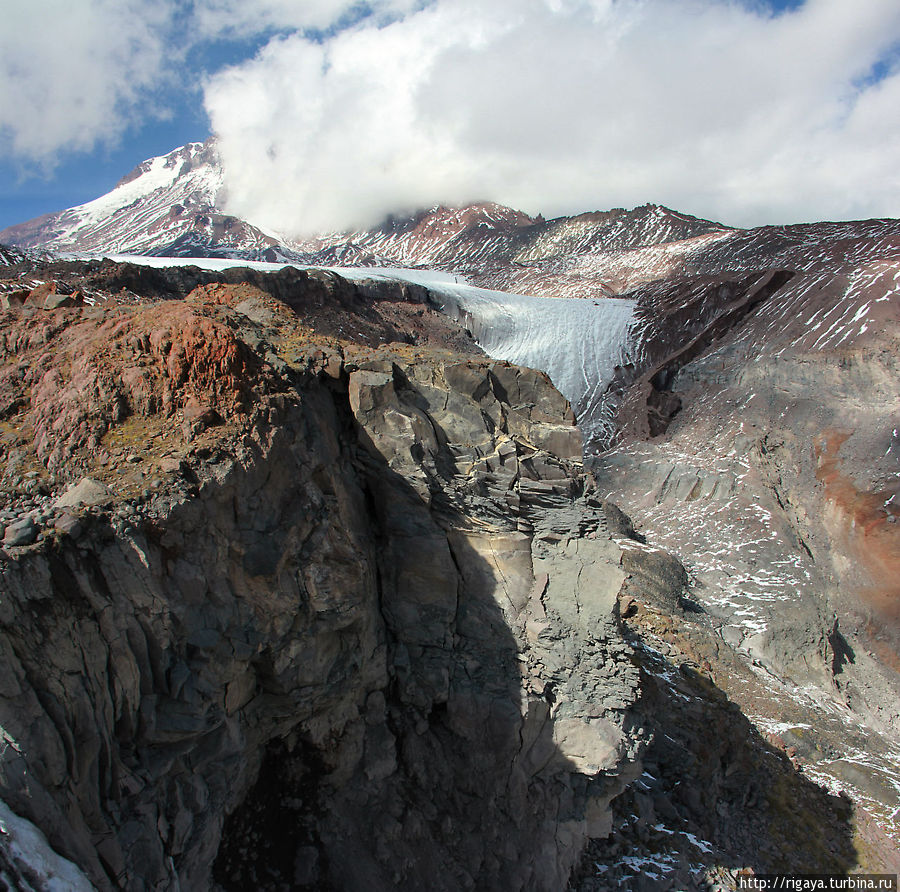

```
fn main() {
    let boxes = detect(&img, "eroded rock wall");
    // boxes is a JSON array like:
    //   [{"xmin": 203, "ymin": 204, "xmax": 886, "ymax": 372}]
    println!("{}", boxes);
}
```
[
  {"xmin": 0, "ymin": 311, "xmax": 646, "ymax": 890},
  {"xmin": 590, "ymin": 252, "xmax": 900, "ymax": 860}
]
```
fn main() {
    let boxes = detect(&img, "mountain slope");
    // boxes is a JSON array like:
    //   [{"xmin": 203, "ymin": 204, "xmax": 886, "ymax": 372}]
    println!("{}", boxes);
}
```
[
  {"xmin": 0, "ymin": 141, "xmax": 300, "ymax": 261},
  {"xmin": 6, "ymin": 139, "xmax": 900, "ymax": 309},
  {"xmin": 1, "ymin": 256, "xmax": 882, "ymax": 889},
  {"xmin": 3, "ymin": 206, "xmax": 900, "ymax": 882},
  {"xmin": 579, "ymin": 213, "xmax": 900, "ymax": 862},
  {"xmin": 293, "ymin": 201, "xmax": 731, "ymax": 284}
]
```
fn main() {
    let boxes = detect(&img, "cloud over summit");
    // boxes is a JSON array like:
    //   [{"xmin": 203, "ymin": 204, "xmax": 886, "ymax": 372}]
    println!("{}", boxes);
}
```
[
  {"xmin": 203, "ymin": 0, "xmax": 900, "ymax": 234},
  {"xmin": 3, "ymin": 0, "xmax": 900, "ymax": 232}
]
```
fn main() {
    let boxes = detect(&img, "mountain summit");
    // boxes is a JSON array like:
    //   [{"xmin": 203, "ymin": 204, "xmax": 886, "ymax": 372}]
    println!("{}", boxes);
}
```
[{"xmin": 0, "ymin": 141, "xmax": 294, "ymax": 261}]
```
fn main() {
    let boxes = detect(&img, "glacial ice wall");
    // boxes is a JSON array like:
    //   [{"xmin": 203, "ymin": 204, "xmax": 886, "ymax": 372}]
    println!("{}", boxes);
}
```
[
  {"xmin": 329, "ymin": 266, "xmax": 636, "ymax": 449},
  {"xmin": 429, "ymin": 284, "xmax": 636, "ymax": 449}
]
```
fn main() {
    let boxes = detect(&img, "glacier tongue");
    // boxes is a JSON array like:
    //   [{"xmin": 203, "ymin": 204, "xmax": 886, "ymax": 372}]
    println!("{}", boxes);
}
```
[
  {"xmin": 327, "ymin": 266, "xmax": 636, "ymax": 449},
  {"xmin": 326, "ymin": 266, "xmax": 637, "ymax": 449},
  {"xmin": 429, "ymin": 284, "xmax": 636, "ymax": 449}
]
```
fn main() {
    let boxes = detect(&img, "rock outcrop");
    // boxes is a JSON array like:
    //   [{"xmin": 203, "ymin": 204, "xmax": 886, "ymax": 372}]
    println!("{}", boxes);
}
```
[{"xmin": 0, "ymin": 271, "xmax": 652, "ymax": 890}]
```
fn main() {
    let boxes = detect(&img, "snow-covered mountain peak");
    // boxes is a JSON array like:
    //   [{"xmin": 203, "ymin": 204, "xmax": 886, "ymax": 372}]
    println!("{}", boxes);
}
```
[
  {"xmin": 112, "ymin": 141, "xmax": 212, "ymax": 189},
  {"xmin": 0, "ymin": 139, "xmax": 300, "ymax": 260},
  {"xmin": 72, "ymin": 141, "xmax": 223, "ymax": 231}
]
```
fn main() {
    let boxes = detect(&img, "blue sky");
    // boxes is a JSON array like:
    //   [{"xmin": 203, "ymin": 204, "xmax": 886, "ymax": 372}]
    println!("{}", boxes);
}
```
[
  {"xmin": 0, "ymin": 116, "xmax": 203, "ymax": 231},
  {"xmin": 2, "ymin": 0, "xmax": 899, "ymax": 235},
  {"xmin": 0, "ymin": 28, "xmax": 260, "ymax": 229}
]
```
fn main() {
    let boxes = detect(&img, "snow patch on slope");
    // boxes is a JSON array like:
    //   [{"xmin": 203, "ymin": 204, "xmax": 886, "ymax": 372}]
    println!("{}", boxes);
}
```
[{"xmin": 0, "ymin": 800, "xmax": 96, "ymax": 891}]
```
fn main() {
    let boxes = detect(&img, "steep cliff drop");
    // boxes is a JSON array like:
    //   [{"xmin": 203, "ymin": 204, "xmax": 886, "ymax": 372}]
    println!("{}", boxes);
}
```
[
  {"xmin": 0, "ymin": 256, "xmax": 885, "ymax": 889},
  {"xmin": 0, "ymin": 263, "xmax": 644, "ymax": 890}
]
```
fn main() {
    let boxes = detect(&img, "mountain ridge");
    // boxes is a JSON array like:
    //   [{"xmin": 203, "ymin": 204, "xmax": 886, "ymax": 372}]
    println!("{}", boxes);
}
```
[
  {"xmin": 6, "ymin": 138, "xmax": 900, "ymax": 305},
  {"xmin": 0, "ymin": 140, "xmax": 736, "ymax": 293}
]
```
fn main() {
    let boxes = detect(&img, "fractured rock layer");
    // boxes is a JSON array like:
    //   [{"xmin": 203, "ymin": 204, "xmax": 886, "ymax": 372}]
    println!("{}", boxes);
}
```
[{"xmin": 0, "ymin": 272, "xmax": 652, "ymax": 890}]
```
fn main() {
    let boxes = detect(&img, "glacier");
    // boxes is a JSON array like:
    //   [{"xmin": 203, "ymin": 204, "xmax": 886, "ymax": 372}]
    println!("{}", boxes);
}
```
[{"xmin": 398, "ymin": 278, "xmax": 635, "ymax": 448}]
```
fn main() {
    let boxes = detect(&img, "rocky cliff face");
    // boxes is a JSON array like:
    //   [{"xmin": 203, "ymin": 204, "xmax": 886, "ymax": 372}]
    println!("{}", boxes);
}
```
[
  {"xmin": 590, "ymin": 217, "xmax": 900, "ymax": 858},
  {"xmin": 0, "ymin": 247, "xmax": 895, "ymax": 889},
  {"xmin": 0, "ymin": 267, "xmax": 655, "ymax": 890}
]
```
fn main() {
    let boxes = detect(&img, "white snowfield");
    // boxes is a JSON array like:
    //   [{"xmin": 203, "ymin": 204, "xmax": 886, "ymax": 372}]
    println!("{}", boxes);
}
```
[{"xmin": 91, "ymin": 255, "xmax": 637, "ymax": 448}]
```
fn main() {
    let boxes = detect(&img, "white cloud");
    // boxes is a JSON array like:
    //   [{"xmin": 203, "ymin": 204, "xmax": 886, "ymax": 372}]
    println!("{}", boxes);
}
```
[
  {"xmin": 4, "ymin": 0, "xmax": 899, "ymax": 230},
  {"xmin": 0, "ymin": 0, "xmax": 177, "ymax": 164},
  {"xmin": 0, "ymin": 0, "xmax": 424, "ymax": 172},
  {"xmin": 189, "ymin": 0, "xmax": 425, "ymax": 38},
  {"xmin": 205, "ymin": 0, "xmax": 900, "ymax": 233}
]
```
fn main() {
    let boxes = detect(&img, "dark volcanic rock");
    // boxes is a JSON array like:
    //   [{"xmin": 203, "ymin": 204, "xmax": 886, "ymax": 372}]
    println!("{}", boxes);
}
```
[{"xmin": 0, "ymin": 266, "xmax": 660, "ymax": 891}]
